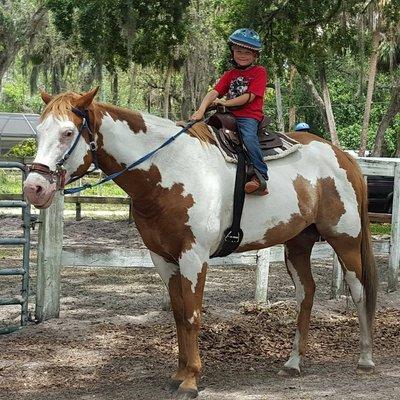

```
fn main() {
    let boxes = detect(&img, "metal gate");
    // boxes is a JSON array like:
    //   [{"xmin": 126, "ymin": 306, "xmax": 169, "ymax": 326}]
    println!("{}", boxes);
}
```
[{"xmin": 0, "ymin": 161, "xmax": 31, "ymax": 334}]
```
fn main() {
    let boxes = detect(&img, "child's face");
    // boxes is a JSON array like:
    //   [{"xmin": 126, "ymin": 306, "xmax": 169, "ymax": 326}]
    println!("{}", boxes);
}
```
[{"xmin": 232, "ymin": 45, "xmax": 258, "ymax": 67}]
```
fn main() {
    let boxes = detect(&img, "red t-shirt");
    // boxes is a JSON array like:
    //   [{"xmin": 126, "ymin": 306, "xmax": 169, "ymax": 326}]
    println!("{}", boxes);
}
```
[{"xmin": 214, "ymin": 65, "xmax": 268, "ymax": 121}]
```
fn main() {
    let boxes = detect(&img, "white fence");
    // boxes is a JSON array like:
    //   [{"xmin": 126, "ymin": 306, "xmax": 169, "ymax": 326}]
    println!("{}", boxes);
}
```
[{"xmin": 34, "ymin": 157, "xmax": 400, "ymax": 321}]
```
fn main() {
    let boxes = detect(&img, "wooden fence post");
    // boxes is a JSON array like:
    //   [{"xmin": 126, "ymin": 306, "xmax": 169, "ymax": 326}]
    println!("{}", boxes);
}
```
[
  {"xmin": 388, "ymin": 163, "xmax": 400, "ymax": 292},
  {"xmin": 35, "ymin": 192, "xmax": 64, "ymax": 321},
  {"xmin": 255, "ymin": 248, "xmax": 270, "ymax": 302}
]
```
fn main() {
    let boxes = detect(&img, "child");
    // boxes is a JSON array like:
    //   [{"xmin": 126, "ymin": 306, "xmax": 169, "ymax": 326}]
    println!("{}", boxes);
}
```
[{"xmin": 191, "ymin": 28, "xmax": 269, "ymax": 195}]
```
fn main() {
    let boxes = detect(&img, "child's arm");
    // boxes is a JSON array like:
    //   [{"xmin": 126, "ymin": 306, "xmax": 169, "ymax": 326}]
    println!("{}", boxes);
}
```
[
  {"xmin": 215, "ymin": 92, "xmax": 255, "ymax": 107},
  {"xmin": 190, "ymin": 90, "xmax": 220, "ymax": 120}
]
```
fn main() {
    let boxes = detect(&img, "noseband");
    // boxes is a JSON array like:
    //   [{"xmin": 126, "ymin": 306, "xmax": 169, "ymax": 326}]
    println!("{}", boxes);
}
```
[{"xmin": 29, "ymin": 107, "xmax": 98, "ymax": 190}]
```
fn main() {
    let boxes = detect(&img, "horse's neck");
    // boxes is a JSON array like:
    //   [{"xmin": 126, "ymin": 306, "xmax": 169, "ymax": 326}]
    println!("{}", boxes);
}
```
[
  {"xmin": 94, "ymin": 104, "xmax": 188, "ymax": 196},
  {"xmin": 95, "ymin": 104, "xmax": 178, "ymax": 171}
]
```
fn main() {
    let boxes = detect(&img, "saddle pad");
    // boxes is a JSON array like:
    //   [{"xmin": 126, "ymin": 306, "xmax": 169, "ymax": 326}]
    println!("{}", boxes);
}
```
[{"xmin": 211, "ymin": 128, "xmax": 302, "ymax": 164}]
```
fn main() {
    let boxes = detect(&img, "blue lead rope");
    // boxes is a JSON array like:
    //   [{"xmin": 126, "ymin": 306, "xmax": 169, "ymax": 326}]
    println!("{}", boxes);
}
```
[{"xmin": 63, "ymin": 120, "xmax": 197, "ymax": 195}]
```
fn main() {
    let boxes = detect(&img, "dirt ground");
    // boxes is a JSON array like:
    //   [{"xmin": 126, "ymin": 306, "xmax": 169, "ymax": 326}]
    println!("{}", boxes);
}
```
[{"xmin": 0, "ymin": 215, "xmax": 399, "ymax": 400}]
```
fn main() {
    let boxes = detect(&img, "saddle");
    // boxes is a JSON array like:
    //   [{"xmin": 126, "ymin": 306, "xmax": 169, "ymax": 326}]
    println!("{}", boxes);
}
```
[{"xmin": 206, "ymin": 111, "xmax": 285, "ymax": 163}]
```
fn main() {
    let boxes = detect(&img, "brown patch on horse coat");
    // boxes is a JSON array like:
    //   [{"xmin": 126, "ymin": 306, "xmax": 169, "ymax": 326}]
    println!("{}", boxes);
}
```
[
  {"xmin": 96, "ymin": 103, "xmax": 147, "ymax": 134},
  {"xmin": 94, "ymin": 143, "xmax": 196, "ymax": 261},
  {"xmin": 314, "ymin": 177, "xmax": 347, "ymax": 236},
  {"xmin": 129, "ymin": 166, "xmax": 196, "ymax": 262},
  {"xmin": 237, "ymin": 174, "xmax": 347, "ymax": 252},
  {"xmin": 187, "ymin": 122, "xmax": 217, "ymax": 145}
]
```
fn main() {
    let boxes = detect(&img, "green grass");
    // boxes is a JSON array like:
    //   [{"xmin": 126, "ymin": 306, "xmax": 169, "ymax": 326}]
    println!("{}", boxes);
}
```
[
  {"xmin": 0, "ymin": 170, "xmax": 24, "ymax": 194},
  {"xmin": 370, "ymin": 223, "xmax": 391, "ymax": 235}
]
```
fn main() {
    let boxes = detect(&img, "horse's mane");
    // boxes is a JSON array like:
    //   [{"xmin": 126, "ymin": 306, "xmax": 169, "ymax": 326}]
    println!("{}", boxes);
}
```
[
  {"xmin": 41, "ymin": 91, "xmax": 82, "ymax": 121},
  {"xmin": 187, "ymin": 122, "xmax": 217, "ymax": 146}
]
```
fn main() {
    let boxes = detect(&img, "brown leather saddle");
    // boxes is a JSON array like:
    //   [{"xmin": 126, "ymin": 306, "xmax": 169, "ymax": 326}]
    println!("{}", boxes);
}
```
[{"xmin": 207, "ymin": 110, "xmax": 284, "ymax": 161}]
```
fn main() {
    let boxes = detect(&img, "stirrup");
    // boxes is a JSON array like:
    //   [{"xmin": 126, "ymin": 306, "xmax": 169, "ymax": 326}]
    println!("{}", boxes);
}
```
[{"xmin": 253, "ymin": 169, "xmax": 268, "ymax": 191}]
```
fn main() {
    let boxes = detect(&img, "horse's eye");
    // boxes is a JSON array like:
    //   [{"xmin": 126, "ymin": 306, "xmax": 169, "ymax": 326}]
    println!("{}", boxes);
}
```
[{"xmin": 64, "ymin": 130, "xmax": 74, "ymax": 138}]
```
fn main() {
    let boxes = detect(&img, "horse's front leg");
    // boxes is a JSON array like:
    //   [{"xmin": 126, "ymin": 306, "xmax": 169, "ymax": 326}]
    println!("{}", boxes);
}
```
[{"xmin": 151, "ymin": 252, "xmax": 208, "ymax": 399}]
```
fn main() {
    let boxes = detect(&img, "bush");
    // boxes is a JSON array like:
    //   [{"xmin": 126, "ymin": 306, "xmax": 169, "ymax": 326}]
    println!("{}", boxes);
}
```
[{"xmin": 6, "ymin": 139, "xmax": 37, "ymax": 158}]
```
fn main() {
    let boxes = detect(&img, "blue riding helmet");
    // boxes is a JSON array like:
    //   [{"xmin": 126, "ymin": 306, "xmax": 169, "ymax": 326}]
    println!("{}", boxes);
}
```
[
  {"xmin": 295, "ymin": 122, "xmax": 310, "ymax": 132},
  {"xmin": 228, "ymin": 28, "xmax": 262, "ymax": 52}
]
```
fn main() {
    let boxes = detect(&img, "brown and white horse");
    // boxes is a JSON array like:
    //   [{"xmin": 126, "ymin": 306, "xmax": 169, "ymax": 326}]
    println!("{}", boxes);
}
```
[{"xmin": 24, "ymin": 88, "xmax": 377, "ymax": 399}]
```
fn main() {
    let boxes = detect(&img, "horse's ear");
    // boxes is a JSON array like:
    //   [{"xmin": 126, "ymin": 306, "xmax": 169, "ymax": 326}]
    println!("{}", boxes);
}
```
[
  {"xmin": 40, "ymin": 89, "xmax": 53, "ymax": 104},
  {"xmin": 75, "ymin": 87, "xmax": 99, "ymax": 109}
]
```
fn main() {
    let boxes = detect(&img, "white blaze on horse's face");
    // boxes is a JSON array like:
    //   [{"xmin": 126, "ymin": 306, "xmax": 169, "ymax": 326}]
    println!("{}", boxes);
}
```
[
  {"xmin": 35, "ymin": 114, "xmax": 81, "ymax": 172},
  {"xmin": 24, "ymin": 113, "xmax": 89, "ymax": 208}
]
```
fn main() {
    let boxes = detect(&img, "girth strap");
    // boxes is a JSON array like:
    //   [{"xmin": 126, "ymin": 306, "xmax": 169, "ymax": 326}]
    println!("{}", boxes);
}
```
[{"xmin": 211, "ymin": 143, "xmax": 247, "ymax": 258}]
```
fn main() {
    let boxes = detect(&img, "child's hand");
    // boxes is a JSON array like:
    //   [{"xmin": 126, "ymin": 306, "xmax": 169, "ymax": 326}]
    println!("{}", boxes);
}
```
[
  {"xmin": 190, "ymin": 109, "xmax": 205, "ymax": 121},
  {"xmin": 213, "ymin": 98, "xmax": 227, "ymax": 106}
]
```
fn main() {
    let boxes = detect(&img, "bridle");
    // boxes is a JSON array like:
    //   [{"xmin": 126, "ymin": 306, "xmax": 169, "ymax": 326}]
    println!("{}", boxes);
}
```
[{"xmin": 29, "ymin": 107, "xmax": 99, "ymax": 190}]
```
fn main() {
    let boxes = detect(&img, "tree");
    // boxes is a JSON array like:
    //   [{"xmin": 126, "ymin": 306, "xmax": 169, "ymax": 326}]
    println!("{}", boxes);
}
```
[
  {"xmin": 46, "ymin": 0, "xmax": 191, "ymax": 115},
  {"xmin": 0, "ymin": 1, "xmax": 47, "ymax": 89}
]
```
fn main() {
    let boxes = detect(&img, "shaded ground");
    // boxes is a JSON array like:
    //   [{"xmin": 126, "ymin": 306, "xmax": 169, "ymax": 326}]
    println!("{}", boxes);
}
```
[{"xmin": 0, "ymin": 216, "xmax": 399, "ymax": 400}]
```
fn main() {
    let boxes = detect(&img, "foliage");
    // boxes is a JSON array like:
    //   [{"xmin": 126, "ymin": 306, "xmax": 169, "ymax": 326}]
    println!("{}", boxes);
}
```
[
  {"xmin": 6, "ymin": 139, "xmax": 37, "ymax": 158},
  {"xmin": 45, "ymin": 0, "xmax": 191, "ymax": 70}
]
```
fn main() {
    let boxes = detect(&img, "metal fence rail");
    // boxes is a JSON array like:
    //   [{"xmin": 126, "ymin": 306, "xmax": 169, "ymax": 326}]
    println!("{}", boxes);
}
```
[{"xmin": 0, "ymin": 161, "xmax": 31, "ymax": 334}]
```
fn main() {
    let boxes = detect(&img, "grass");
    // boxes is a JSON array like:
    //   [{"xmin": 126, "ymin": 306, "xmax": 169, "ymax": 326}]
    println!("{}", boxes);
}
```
[
  {"xmin": 0, "ymin": 170, "xmax": 24, "ymax": 194},
  {"xmin": 370, "ymin": 223, "xmax": 391, "ymax": 235}
]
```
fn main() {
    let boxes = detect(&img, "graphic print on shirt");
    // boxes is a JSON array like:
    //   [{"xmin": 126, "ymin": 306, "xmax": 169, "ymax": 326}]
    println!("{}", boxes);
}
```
[{"xmin": 227, "ymin": 76, "xmax": 250, "ymax": 99}]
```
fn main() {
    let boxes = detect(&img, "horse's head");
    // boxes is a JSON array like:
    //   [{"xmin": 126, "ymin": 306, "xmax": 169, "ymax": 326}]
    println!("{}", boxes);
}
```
[{"xmin": 24, "ymin": 88, "xmax": 99, "ymax": 208}]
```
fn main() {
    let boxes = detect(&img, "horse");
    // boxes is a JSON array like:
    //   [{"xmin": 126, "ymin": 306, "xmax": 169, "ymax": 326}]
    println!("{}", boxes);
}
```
[{"xmin": 24, "ymin": 88, "xmax": 377, "ymax": 399}]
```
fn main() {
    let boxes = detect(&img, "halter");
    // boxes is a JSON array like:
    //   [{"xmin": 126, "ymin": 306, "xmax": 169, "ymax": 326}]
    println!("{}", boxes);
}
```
[{"xmin": 29, "ymin": 107, "xmax": 98, "ymax": 190}]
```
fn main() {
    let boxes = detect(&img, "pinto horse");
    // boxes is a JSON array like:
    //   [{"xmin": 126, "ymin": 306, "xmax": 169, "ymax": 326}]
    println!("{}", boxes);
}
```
[{"xmin": 24, "ymin": 88, "xmax": 377, "ymax": 399}]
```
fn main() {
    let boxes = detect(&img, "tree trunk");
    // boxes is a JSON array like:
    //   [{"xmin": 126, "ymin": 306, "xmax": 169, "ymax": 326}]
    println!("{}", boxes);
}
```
[
  {"xmin": 111, "ymin": 71, "xmax": 118, "ymax": 104},
  {"xmin": 180, "ymin": 0, "xmax": 218, "ymax": 120},
  {"xmin": 396, "ymin": 133, "xmax": 400, "ymax": 157},
  {"xmin": 51, "ymin": 64, "xmax": 62, "ymax": 94},
  {"xmin": 127, "ymin": 63, "xmax": 138, "ymax": 107},
  {"xmin": 357, "ymin": 17, "xmax": 365, "ymax": 98},
  {"xmin": 302, "ymin": 74, "xmax": 330, "ymax": 133},
  {"xmin": 275, "ymin": 76, "xmax": 285, "ymax": 132},
  {"xmin": 0, "ymin": 5, "xmax": 47, "ymax": 89},
  {"xmin": 288, "ymin": 66, "xmax": 297, "ymax": 130},
  {"xmin": 359, "ymin": 30, "xmax": 380, "ymax": 156},
  {"xmin": 319, "ymin": 63, "xmax": 340, "ymax": 147},
  {"xmin": 95, "ymin": 63, "xmax": 104, "ymax": 101},
  {"xmin": 163, "ymin": 61, "xmax": 173, "ymax": 119},
  {"xmin": 372, "ymin": 79, "xmax": 400, "ymax": 156}
]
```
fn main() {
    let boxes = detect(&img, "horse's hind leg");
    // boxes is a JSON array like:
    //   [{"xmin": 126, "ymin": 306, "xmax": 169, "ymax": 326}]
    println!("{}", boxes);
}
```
[
  {"xmin": 280, "ymin": 226, "xmax": 319, "ymax": 375},
  {"xmin": 325, "ymin": 236, "xmax": 375, "ymax": 372}
]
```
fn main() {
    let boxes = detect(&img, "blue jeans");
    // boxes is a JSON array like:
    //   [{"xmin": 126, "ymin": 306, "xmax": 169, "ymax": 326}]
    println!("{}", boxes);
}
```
[{"xmin": 236, "ymin": 117, "xmax": 269, "ymax": 179}]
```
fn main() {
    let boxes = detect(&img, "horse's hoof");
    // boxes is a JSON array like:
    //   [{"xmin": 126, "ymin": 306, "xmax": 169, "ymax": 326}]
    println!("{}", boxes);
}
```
[
  {"xmin": 166, "ymin": 379, "xmax": 182, "ymax": 393},
  {"xmin": 278, "ymin": 367, "xmax": 300, "ymax": 377},
  {"xmin": 356, "ymin": 364, "xmax": 375, "ymax": 374},
  {"xmin": 174, "ymin": 388, "xmax": 198, "ymax": 399}
]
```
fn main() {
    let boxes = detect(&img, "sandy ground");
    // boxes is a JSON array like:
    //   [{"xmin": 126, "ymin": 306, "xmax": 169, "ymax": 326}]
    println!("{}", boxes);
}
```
[{"xmin": 0, "ymin": 215, "xmax": 399, "ymax": 400}]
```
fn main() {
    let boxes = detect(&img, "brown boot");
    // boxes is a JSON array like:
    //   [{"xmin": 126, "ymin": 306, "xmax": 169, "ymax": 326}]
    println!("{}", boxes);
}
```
[{"xmin": 245, "ymin": 176, "xmax": 269, "ymax": 196}]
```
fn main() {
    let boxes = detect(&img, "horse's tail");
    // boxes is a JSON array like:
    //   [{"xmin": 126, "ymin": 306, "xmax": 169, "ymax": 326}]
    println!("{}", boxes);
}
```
[
  {"xmin": 360, "ymin": 176, "xmax": 378, "ymax": 331},
  {"xmin": 344, "ymin": 152, "xmax": 378, "ymax": 330}
]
